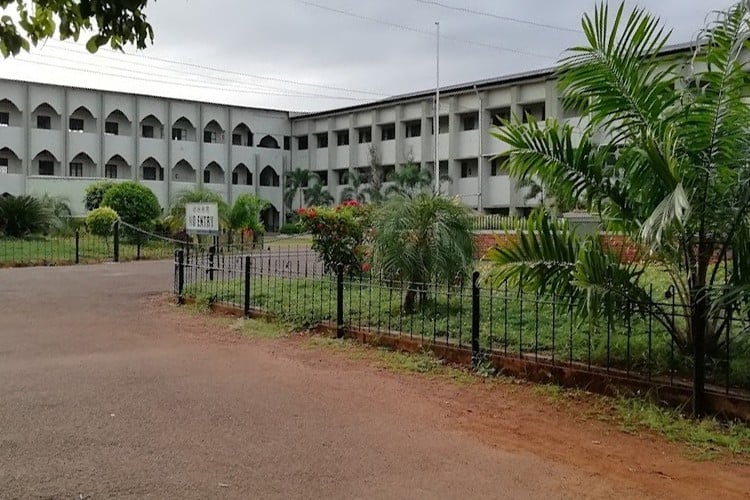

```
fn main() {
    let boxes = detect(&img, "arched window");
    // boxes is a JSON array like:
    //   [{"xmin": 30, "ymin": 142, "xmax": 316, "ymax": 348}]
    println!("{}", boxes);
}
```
[
  {"xmin": 172, "ymin": 116, "xmax": 196, "ymax": 142},
  {"xmin": 69, "ymin": 152, "xmax": 97, "ymax": 177},
  {"xmin": 258, "ymin": 134, "xmax": 279, "ymax": 149},
  {"xmin": 105, "ymin": 154, "xmax": 131, "ymax": 179},
  {"xmin": 69, "ymin": 106, "xmax": 96, "ymax": 133},
  {"xmin": 203, "ymin": 120, "xmax": 225, "ymax": 144},
  {"xmin": 141, "ymin": 157, "xmax": 164, "ymax": 181},
  {"xmin": 140, "ymin": 114, "xmax": 164, "ymax": 139},
  {"xmin": 105, "ymin": 110, "xmax": 132, "ymax": 136},
  {"xmin": 259, "ymin": 165, "xmax": 280, "ymax": 186},
  {"xmin": 173, "ymin": 159, "xmax": 196, "ymax": 182},
  {"xmin": 0, "ymin": 147, "xmax": 22, "ymax": 174},
  {"xmin": 32, "ymin": 150, "xmax": 60, "ymax": 176},
  {"xmin": 0, "ymin": 98, "xmax": 22, "ymax": 127},
  {"xmin": 203, "ymin": 161, "xmax": 225, "ymax": 184},
  {"xmin": 232, "ymin": 163, "xmax": 252, "ymax": 185},
  {"xmin": 232, "ymin": 123, "xmax": 253, "ymax": 147},
  {"xmin": 32, "ymin": 103, "xmax": 61, "ymax": 130},
  {"xmin": 260, "ymin": 204, "xmax": 280, "ymax": 232}
]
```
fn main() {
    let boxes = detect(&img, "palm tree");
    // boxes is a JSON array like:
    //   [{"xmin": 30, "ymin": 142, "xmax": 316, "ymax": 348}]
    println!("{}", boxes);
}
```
[
  {"xmin": 340, "ymin": 170, "xmax": 369, "ymax": 204},
  {"xmin": 372, "ymin": 193, "xmax": 475, "ymax": 312},
  {"xmin": 303, "ymin": 182, "xmax": 334, "ymax": 206},
  {"xmin": 166, "ymin": 187, "xmax": 228, "ymax": 233},
  {"xmin": 226, "ymin": 194, "xmax": 269, "ymax": 243},
  {"xmin": 285, "ymin": 168, "xmax": 319, "ymax": 211},
  {"xmin": 487, "ymin": 2, "xmax": 750, "ymax": 416},
  {"xmin": 385, "ymin": 162, "xmax": 434, "ymax": 198}
]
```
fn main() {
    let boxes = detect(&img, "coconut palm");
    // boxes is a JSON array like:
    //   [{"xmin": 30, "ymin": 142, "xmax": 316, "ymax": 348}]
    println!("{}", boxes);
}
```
[
  {"xmin": 487, "ymin": 2, "xmax": 750, "ymax": 416},
  {"xmin": 284, "ymin": 168, "xmax": 319, "ymax": 211},
  {"xmin": 340, "ymin": 170, "xmax": 369, "ymax": 204},
  {"xmin": 372, "ymin": 193, "xmax": 475, "ymax": 312},
  {"xmin": 303, "ymin": 182, "xmax": 334, "ymax": 206}
]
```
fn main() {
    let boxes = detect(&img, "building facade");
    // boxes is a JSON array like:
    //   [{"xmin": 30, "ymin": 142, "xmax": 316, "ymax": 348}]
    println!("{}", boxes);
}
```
[
  {"xmin": 0, "ymin": 79, "xmax": 291, "ymax": 228},
  {"xmin": 0, "ymin": 66, "xmax": 588, "ymax": 225}
]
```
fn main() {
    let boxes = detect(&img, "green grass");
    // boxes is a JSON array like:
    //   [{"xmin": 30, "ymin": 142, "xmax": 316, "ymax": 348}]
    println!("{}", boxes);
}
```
[
  {"xmin": 0, "ymin": 235, "xmax": 174, "ymax": 266},
  {"xmin": 535, "ymin": 383, "xmax": 750, "ymax": 460},
  {"xmin": 185, "ymin": 274, "xmax": 734, "ymax": 383}
]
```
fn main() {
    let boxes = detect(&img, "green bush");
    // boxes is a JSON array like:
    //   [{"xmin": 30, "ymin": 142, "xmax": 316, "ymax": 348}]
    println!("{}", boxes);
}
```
[
  {"xmin": 101, "ymin": 181, "xmax": 161, "ymax": 239},
  {"xmin": 84, "ymin": 181, "xmax": 116, "ymax": 211},
  {"xmin": 86, "ymin": 206, "xmax": 119, "ymax": 238},
  {"xmin": 279, "ymin": 221, "xmax": 304, "ymax": 235},
  {"xmin": 0, "ymin": 194, "xmax": 53, "ymax": 237}
]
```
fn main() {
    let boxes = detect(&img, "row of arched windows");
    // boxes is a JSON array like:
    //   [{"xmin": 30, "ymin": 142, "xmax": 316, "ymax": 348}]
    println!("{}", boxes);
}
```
[
  {"xmin": 0, "ymin": 146, "xmax": 280, "ymax": 185},
  {"xmin": 0, "ymin": 99, "xmax": 283, "ymax": 148}
]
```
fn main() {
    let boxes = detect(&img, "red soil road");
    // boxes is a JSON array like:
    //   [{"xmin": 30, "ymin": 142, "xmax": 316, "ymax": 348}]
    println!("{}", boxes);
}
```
[{"xmin": 0, "ymin": 262, "xmax": 747, "ymax": 499}]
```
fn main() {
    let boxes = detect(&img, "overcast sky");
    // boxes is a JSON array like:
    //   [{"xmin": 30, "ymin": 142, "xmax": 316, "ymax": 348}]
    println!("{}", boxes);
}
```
[{"xmin": 0, "ymin": 0, "xmax": 727, "ymax": 112}]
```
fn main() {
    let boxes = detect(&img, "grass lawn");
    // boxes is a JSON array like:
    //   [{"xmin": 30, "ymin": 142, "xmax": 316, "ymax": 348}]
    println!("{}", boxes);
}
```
[
  {"xmin": 183, "ymin": 272, "xmax": 749, "ymax": 389},
  {"xmin": 0, "ymin": 235, "xmax": 174, "ymax": 266}
]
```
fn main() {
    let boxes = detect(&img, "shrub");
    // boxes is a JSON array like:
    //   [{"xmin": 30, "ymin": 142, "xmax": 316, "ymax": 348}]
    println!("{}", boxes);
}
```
[
  {"xmin": 279, "ymin": 222, "xmax": 304, "ymax": 235},
  {"xmin": 86, "ymin": 206, "xmax": 119, "ymax": 238},
  {"xmin": 227, "ymin": 194, "xmax": 268, "ymax": 238},
  {"xmin": 101, "ymin": 181, "xmax": 161, "ymax": 239},
  {"xmin": 297, "ymin": 200, "xmax": 371, "ymax": 274},
  {"xmin": 84, "ymin": 181, "xmax": 116, "ymax": 211},
  {"xmin": 0, "ymin": 194, "xmax": 53, "ymax": 237}
]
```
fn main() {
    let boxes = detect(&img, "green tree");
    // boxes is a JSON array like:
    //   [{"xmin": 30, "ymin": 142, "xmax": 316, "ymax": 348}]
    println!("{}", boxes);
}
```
[
  {"xmin": 227, "ymin": 194, "xmax": 269, "ymax": 242},
  {"xmin": 365, "ymin": 146, "xmax": 387, "ymax": 204},
  {"xmin": 101, "ymin": 181, "xmax": 160, "ymax": 239},
  {"xmin": 166, "ymin": 187, "xmax": 228, "ymax": 233},
  {"xmin": 85, "ymin": 206, "xmax": 118, "ymax": 249},
  {"xmin": 487, "ymin": 2, "xmax": 750, "ymax": 416},
  {"xmin": 284, "ymin": 168, "xmax": 319, "ymax": 212},
  {"xmin": 84, "ymin": 181, "xmax": 115, "ymax": 211},
  {"xmin": 0, "ymin": 0, "xmax": 154, "ymax": 58},
  {"xmin": 371, "ymin": 193, "xmax": 475, "ymax": 312},
  {"xmin": 385, "ymin": 162, "xmax": 451, "ymax": 199},
  {"xmin": 303, "ymin": 182, "xmax": 334, "ymax": 207},
  {"xmin": 0, "ymin": 194, "xmax": 52, "ymax": 237},
  {"xmin": 340, "ymin": 170, "xmax": 369, "ymax": 204}
]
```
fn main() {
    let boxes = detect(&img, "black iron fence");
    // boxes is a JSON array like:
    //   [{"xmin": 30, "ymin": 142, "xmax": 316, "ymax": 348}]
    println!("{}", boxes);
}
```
[{"xmin": 174, "ymin": 245, "xmax": 750, "ymax": 415}]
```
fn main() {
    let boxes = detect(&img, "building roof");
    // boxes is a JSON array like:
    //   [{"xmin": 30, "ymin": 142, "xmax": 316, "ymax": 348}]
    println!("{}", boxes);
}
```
[{"xmin": 290, "ymin": 41, "xmax": 696, "ymax": 121}]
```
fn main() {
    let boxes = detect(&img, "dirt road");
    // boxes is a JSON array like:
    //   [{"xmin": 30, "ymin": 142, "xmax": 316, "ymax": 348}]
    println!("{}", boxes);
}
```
[{"xmin": 0, "ymin": 262, "xmax": 747, "ymax": 499}]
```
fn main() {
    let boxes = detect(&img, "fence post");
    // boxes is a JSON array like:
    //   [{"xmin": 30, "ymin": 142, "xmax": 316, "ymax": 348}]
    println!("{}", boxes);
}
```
[
  {"xmin": 244, "ymin": 255, "xmax": 251, "ymax": 318},
  {"xmin": 136, "ymin": 242, "xmax": 141, "ymax": 261},
  {"xmin": 208, "ymin": 244, "xmax": 216, "ymax": 281},
  {"xmin": 176, "ymin": 249, "xmax": 185, "ymax": 304},
  {"xmin": 336, "ymin": 263, "xmax": 345, "ymax": 339},
  {"xmin": 75, "ymin": 229, "xmax": 80, "ymax": 264},
  {"xmin": 113, "ymin": 220, "xmax": 120, "ymax": 262},
  {"xmin": 471, "ymin": 271, "xmax": 481, "ymax": 368}
]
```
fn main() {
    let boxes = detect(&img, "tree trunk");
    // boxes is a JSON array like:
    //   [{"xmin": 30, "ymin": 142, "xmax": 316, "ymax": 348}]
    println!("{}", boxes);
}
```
[{"xmin": 690, "ymin": 247, "xmax": 711, "ymax": 419}]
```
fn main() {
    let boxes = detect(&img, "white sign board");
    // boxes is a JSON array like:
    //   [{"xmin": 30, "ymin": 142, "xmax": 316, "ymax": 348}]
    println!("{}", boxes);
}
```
[
  {"xmin": 185, "ymin": 203, "xmax": 220, "ymax": 235},
  {"xmin": 0, "ymin": 166, "xmax": 7, "ymax": 174}
]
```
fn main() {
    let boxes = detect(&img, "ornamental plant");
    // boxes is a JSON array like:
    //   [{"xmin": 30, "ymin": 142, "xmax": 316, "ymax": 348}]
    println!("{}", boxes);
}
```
[{"xmin": 297, "ymin": 200, "xmax": 371, "ymax": 275}]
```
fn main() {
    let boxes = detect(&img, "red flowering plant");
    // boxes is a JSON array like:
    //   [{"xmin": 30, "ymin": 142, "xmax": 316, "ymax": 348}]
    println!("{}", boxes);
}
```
[{"xmin": 297, "ymin": 200, "xmax": 372, "ymax": 275}]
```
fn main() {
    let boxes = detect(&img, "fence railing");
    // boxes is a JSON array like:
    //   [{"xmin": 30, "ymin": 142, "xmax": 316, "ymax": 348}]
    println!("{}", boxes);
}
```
[{"xmin": 173, "ymin": 246, "xmax": 750, "ymax": 415}]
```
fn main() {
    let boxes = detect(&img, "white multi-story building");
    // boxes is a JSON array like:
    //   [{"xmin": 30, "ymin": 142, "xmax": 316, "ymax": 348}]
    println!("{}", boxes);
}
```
[
  {"xmin": 0, "ymin": 79, "xmax": 291, "ymax": 229},
  {"xmin": 0, "ymin": 63, "xmax": 594, "ymax": 228}
]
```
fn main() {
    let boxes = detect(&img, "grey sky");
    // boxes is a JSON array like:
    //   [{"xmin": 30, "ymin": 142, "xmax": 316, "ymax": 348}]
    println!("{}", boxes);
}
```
[{"xmin": 0, "ymin": 0, "xmax": 725, "ymax": 112}]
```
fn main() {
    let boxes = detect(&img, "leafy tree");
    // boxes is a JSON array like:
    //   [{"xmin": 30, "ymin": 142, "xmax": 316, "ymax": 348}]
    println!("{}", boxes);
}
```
[
  {"xmin": 372, "ymin": 193, "xmax": 475, "ymax": 312},
  {"xmin": 227, "ymin": 194, "xmax": 268, "ymax": 242},
  {"xmin": 365, "ymin": 146, "xmax": 387, "ymax": 204},
  {"xmin": 0, "ymin": 0, "xmax": 154, "ymax": 58},
  {"xmin": 166, "ymin": 187, "xmax": 228, "ymax": 233},
  {"xmin": 0, "ymin": 194, "xmax": 52, "ymax": 237},
  {"xmin": 303, "ymin": 182, "xmax": 334, "ymax": 207},
  {"xmin": 385, "ymin": 162, "xmax": 451, "ymax": 199},
  {"xmin": 84, "ymin": 181, "xmax": 115, "ymax": 211},
  {"xmin": 101, "ymin": 181, "xmax": 160, "ymax": 238},
  {"xmin": 284, "ymin": 168, "xmax": 319, "ymax": 211},
  {"xmin": 487, "ymin": 1, "xmax": 750, "ymax": 416},
  {"xmin": 340, "ymin": 170, "xmax": 369, "ymax": 204},
  {"xmin": 38, "ymin": 193, "xmax": 74, "ymax": 235},
  {"xmin": 86, "ymin": 206, "xmax": 118, "ymax": 249}
]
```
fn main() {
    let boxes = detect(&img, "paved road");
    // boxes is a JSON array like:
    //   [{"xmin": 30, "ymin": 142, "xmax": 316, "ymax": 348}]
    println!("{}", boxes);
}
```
[{"xmin": 1, "ymin": 261, "xmax": 743, "ymax": 499}]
